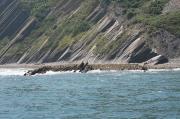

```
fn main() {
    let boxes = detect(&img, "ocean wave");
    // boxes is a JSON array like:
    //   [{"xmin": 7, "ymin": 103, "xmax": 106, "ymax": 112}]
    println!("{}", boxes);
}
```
[
  {"xmin": 172, "ymin": 68, "xmax": 180, "ymax": 71},
  {"xmin": 87, "ymin": 69, "xmax": 103, "ymax": 73},
  {"xmin": 148, "ymin": 68, "xmax": 180, "ymax": 72},
  {"xmin": 0, "ymin": 68, "xmax": 180, "ymax": 76},
  {"xmin": 0, "ymin": 68, "xmax": 30, "ymax": 76},
  {"xmin": 87, "ymin": 68, "xmax": 180, "ymax": 74},
  {"xmin": 44, "ymin": 70, "xmax": 79, "ymax": 75}
]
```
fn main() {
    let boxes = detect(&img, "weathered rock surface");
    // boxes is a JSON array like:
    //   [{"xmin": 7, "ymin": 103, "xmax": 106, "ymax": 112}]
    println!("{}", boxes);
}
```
[
  {"xmin": 145, "ymin": 55, "xmax": 169, "ymax": 65},
  {"xmin": 24, "ymin": 63, "xmax": 148, "ymax": 76},
  {"xmin": 0, "ymin": 0, "xmax": 179, "ymax": 65}
]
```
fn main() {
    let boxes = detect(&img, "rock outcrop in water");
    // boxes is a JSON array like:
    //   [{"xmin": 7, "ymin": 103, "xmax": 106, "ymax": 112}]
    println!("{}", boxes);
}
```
[
  {"xmin": 24, "ymin": 63, "xmax": 148, "ymax": 76},
  {"xmin": 0, "ymin": 0, "xmax": 179, "ymax": 65}
]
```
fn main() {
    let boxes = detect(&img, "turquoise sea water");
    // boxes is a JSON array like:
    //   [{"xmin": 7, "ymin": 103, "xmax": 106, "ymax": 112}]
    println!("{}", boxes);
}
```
[{"xmin": 0, "ymin": 69, "xmax": 180, "ymax": 119}]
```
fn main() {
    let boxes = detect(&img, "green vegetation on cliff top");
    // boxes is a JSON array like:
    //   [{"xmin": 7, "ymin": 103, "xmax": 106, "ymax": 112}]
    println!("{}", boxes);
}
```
[{"xmin": 104, "ymin": 0, "xmax": 180, "ymax": 37}]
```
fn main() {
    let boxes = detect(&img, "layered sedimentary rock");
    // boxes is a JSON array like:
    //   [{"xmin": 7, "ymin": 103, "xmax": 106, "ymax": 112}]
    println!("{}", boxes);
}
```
[{"xmin": 0, "ymin": 0, "xmax": 179, "ymax": 64}]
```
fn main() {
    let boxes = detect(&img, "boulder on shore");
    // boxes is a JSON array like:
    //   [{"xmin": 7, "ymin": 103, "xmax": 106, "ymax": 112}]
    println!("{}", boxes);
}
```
[
  {"xmin": 24, "ymin": 62, "xmax": 93, "ymax": 76},
  {"xmin": 24, "ymin": 66, "xmax": 51, "ymax": 76},
  {"xmin": 145, "ymin": 55, "xmax": 168, "ymax": 65}
]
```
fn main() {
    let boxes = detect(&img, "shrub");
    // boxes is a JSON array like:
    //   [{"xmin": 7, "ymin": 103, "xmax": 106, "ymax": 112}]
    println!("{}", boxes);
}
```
[
  {"xmin": 127, "ymin": 10, "xmax": 136, "ymax": 19},
  {"xmin": 146, "ymin": 0, "xmax": 169, "ymax": 15}
]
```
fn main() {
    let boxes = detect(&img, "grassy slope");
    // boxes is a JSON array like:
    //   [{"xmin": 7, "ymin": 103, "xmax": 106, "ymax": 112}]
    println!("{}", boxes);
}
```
[
  {"xmin": 93, "ymin": 0, "xmax": 179, "ymax": 56},
  {"xmin": 9, "ymin": 0, "xmax": 99, "ymax": 58},
  {"xmin": 23, "ymin": 0, "xmax": 180, "ymax": 57},
  {"xmin": 102, "ymin": 0, "xmax": 179, "ymax": 37},
  {"xmin": 131, "ymin": 0, "xmax": 179, "ymax": 37}
]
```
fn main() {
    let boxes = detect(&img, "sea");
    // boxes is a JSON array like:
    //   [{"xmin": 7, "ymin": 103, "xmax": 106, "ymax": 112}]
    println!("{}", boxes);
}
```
[{"xmin": 0, "ymin": 68, "xmax": 180, "ymax": 119}]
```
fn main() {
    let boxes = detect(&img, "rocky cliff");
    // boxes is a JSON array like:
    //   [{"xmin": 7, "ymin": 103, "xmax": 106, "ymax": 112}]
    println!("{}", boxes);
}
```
[{"xmin": 0, "ymin": 0, "xmax": 179, "ymax": 64}]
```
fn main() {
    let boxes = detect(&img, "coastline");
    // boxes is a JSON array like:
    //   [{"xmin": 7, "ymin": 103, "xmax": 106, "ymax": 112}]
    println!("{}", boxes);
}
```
[
  {"xmin": 0, "ymin": 62, "xmax": 179, "ymax": 76},
  {"xmin": 0, "ymin": 62, "xmax": 180, "ymax": 69},
  {"xmin": 0, "ymin": 63, "xmax": 144, "ymax": 69}
]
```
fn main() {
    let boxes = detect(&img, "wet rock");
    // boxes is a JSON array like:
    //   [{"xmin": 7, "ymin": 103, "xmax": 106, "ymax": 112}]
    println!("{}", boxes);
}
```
[
  {"xmin": 24, "ymin": 66, "xmax": 51, "ymax": 76},
  {"xmin": 24, "ymin": 63, "xmax": 148, "ymax": 76},
  {"xmin": 78, "ymin": 62, "xmax": 92, "ymax": 73},
  {"xmin": 78, "ymin": 62, "xmax": 85, "ymax": 72}
]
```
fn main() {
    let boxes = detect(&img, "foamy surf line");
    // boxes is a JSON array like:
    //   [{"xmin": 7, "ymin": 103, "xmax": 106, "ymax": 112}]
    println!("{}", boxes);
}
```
[
  {"xmin": 148, "ymin": 68, "xmax": 180, "ymax": 72},
  {"xmin": 0, "ymin": 68, "xmax": 180, "ymax": 76},
  {"xmin": 43, "ymin": 70, "xmax": 80, "ymax": 75},
  {"xmin": 44, "ymin": 68, "xmax": 180, "ymax": 75},
  {"xmin": 0, "ymin": 68, "xmax": 32, "ymax": 76}
]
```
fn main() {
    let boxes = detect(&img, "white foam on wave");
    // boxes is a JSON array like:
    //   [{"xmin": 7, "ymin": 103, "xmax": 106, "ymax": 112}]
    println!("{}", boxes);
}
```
[
  {"xmin": 0, "ymin": 68, "xmax": 30, "ymax": 76},
  {"xmin": 172, "ymin": 68, "xmax": 180, "ymax": 71},
  {"xmin": 126, "ymin": 70, "xmax": 145, "ymax": 73},
  {"xmin": 29, "ymin": 68, "xmax": 180, "ymax": 76},
  {"xmin": 87, "ymin": 69, "xmax": 118, "ymax": 74},
  {"xmin": 87, "ymin": 69, "xmax": 102, "ymax": 73},
  {"xmin": 43, "ymin": 69, "xmax": 117, "ymax": 75},
  {"xmin": 148, "ymin": 68, "xmax": 180, "ymax": 72},
  {"xmin": 87, "ymin": 68, "xmax": 180, "ymax": 74},
  {"xmin": 0, "ymin": 67, "xmax": 180, "ymax": 76},
  {"xmin": 44, "ymin": 70, "xmax": 79, "ymax": 75}
]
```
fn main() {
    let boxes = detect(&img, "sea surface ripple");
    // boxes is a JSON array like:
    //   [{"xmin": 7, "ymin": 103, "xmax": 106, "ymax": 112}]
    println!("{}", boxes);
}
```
[{"xmin": 0, "ymin": 69, "xmax": 180, "ymax": 118}]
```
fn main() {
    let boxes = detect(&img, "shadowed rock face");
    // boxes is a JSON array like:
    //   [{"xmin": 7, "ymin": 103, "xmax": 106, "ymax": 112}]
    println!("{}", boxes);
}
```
[
  {"xmin": 0, "ymin": 0, "xmax": 30, "ymax": 38},
  {"xmin": 145, "ymin": 55, "xmax": 169, "ymax": 65},
  {"xmin": 0, "ymin": 0, "xmax": 179, "ymax": 65},
  {"xmin": 150, "ymin": 30, "xmax": 180, "ymax": 58}
]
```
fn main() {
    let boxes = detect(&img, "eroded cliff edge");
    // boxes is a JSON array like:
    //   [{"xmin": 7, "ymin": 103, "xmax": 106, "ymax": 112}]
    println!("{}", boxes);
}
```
[{"xmin": 0, "ymin": 0, "xmax": 179, "ymax": 65}]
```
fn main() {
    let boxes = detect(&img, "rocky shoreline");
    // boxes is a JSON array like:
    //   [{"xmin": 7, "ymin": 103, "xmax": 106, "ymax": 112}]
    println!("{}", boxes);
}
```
[
  {"xmin": 24, "ymin": 63, "xmax": 148, "ymax": 76},
  {"xmin": 0, "ymin": 62, "xmax": 179, "ymax": 76}
]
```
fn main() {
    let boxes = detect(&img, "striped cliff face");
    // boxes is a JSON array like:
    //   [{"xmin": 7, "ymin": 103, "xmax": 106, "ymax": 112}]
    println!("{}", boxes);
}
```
[
  {"xmin": 163, "ymin": 0, "xmax": 180, "ymax": 13},
  {"xmin": 0, "ymin": 0, "xmax": 179, "ymax": 64},
  {"xmin": 0, "ymin": 0, "xmax": 36, "ymax": 63},
  {"xmin": 0, "ymin": 0, "xmax": 31, "ymax": 39}
]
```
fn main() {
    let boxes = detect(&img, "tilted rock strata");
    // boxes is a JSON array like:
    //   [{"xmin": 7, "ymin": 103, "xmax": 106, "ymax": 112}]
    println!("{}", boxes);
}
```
[{"xmin": 0, "ymin": 0, "xmax": 179, "ymax": 65}]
